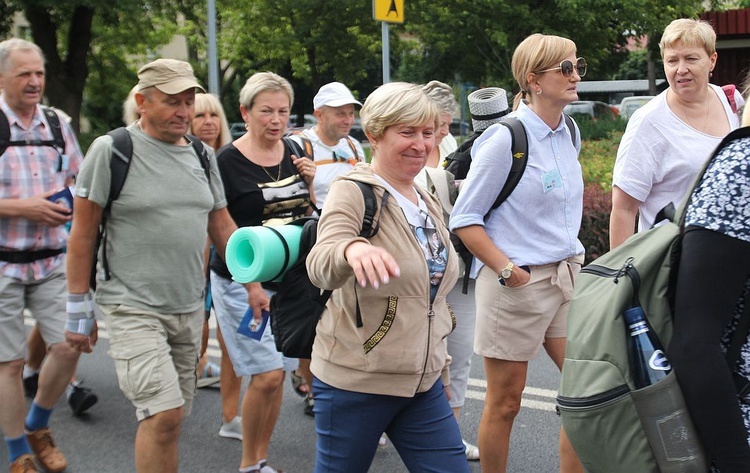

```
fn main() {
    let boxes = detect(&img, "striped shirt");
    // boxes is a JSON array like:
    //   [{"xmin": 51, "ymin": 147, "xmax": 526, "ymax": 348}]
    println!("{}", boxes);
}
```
[{"xmin": 0, "ymin": 97, "xmax": 83, "ymax": 282}]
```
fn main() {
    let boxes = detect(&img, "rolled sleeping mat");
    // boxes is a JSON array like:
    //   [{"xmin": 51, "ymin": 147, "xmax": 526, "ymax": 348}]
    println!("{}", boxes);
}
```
[
  {"xmin": 225, "ymin": 224, "xmax": 304, "ymax": 283},
  {"xmin": 468, "ymin": 87, "xmax": 510, "ymax": 132}
]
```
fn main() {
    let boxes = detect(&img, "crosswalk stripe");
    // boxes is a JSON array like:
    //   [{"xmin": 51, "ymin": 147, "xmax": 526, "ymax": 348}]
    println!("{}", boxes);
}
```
[
  {"xmin": 25, "ymin": 316, "xmax": 559, "ymax": 411},
  {"xmin": 465, "ymin": 389, "xmax": 557, "ymax": 412},
  {"xmin": 23, "ymin": 315, "xmax": 223, "ymax": 358},
  {"xmin": 466, "ymin": 373, "xmax": 559, "ymax": 411},
  {"xmin": 468, "ymin": 378, "xmax": 558, "ymax": 399}
]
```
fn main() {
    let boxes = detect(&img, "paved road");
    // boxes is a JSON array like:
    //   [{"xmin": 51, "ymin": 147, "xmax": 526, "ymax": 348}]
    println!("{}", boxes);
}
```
[{"xmin": 1, "ymin": 315, "xmax": 565, "ymax": 472}]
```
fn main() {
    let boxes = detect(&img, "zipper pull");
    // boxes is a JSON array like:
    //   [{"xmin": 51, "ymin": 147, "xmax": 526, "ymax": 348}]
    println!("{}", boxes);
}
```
[{"xmin": 615, "ymin": 257, "xmax": 635, "ymax": 283}]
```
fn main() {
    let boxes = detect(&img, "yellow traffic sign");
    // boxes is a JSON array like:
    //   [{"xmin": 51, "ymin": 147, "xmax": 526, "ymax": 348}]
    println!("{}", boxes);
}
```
[{"xmin": 373, "ymin": 0, "xmax": 404, "ymax": 24}]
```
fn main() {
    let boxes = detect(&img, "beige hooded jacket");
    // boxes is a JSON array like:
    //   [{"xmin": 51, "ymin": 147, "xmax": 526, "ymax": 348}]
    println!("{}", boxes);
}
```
[{"xmin": 307, "ymin": 164, "xmax": 459, "ymax": 397}]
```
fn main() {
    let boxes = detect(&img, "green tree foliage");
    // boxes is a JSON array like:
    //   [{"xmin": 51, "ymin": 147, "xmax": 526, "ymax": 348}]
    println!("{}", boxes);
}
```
[
  {"xmin": 177, "ymin": 0, "xmax": 388, "ymax": 122},
  {"xmin": 616, "ymin": 48, "xmax": 665, "ymax": 80},
  {"xmin": 82, "ymin": 2, "xmax": 183, "ymax": 136},
  {"xmin": 557, "ymin": 0, "xmax": 704, "ymax": 92},
  {"xmin": 403, "ymin": 0, "xmax": 570, "ymax": 91},
  {"xmin": 4, "ymin": 1, "xmax": 97, "ymax": 131},
  {"xmin": 402, "ymin": 0, "xmax": 708, "ymax": 91},
  {"xmin": 0, "ymin": 4, "xmax": 15, "ymax": 38},
  {"xmin": 4, "ymin": 0, "xmax": 741, "ymax": 135},
  {"xmin": 3, "ymin": 0, "xmax": 199, "ymax": 134},
  {"xmin": 402, "ymin": 0, "xmax": 621, "ymax": 88}
]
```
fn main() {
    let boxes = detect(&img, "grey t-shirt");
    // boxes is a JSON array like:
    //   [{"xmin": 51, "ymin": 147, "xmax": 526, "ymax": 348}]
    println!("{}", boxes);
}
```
[{"xmin": 76, "ymin": 123, "xmax": 227, "ymax": 313}]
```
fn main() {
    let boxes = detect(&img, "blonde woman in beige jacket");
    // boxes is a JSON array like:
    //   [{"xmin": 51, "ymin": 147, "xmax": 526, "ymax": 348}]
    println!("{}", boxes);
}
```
[{"xmin": 306, "ymin": 82, "xmax": 468, "ymax": 473}]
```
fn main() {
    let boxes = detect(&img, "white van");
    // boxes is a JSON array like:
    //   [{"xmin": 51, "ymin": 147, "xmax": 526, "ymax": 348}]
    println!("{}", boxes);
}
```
[{"xmin": 618, "ymin": 96, "xmax": 655, "ymax": 120}]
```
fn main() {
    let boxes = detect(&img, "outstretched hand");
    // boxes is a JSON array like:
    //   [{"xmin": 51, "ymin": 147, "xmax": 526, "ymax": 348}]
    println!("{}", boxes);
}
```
[{"xmin": 344, "ymin": 241, "xmax": 400, "ymax": 289}]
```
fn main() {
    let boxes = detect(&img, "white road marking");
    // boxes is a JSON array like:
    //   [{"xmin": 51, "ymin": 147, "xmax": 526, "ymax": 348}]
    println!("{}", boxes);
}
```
[
  {"xmin": 25, "ymin": 315, "xmax": 559, "ymax": 411},
  {"xmin": 464, "ymin": 370, "xmax": 559, "ymax": 411}
]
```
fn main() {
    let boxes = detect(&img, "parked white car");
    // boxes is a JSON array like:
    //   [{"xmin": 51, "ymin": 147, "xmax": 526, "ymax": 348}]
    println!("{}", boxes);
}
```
[{"xmin": 618, "ymin": 96, "xmax": 655, "ymax": 120}]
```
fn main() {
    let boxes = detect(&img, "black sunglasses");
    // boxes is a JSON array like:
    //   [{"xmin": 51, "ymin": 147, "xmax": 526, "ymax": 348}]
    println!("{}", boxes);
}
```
[{"xmin": 536, "ymin": 57, "xmax": 587, "ymax": 78}]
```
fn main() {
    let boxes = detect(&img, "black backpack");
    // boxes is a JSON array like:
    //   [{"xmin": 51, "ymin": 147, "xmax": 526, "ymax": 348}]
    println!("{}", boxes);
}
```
[
  {"xmin": 269, "ymin": 181, "xmax": 389, "ymax": 358},
  {"xmin": 92, "ymin": 127, "xmax": 210, "ymax": 287},
  {"xmin": 445, "ymin": 115, "xmax": 578, "ymax": 293},
  {"xmin": 443, "ymin": 131, "xmax": 482, "ymax": 181},
  {"xmin": 0, "ymin": 106, "xmax": 66, "ymax": 156}
]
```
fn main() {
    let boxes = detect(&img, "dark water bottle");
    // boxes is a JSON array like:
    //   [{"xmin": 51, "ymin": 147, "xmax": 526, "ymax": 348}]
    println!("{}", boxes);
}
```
[
  {"xmin": 623, "ymin": 306, "xmax": 671, "ymax": 388},
  {"xmin": 624, "ymin": 306, "xmax": 709, "ymax": 472}
]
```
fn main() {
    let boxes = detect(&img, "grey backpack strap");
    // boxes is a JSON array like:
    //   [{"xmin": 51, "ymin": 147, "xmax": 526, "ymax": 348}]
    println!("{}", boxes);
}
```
[{"xmin": 424, "ymin": 167, "xmax": 456, "ymax": 215}]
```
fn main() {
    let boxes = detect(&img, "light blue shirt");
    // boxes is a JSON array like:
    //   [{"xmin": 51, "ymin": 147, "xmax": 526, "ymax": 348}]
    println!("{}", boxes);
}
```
[{"xmin": 449, "ymin": 101, "xmax": 585, "ymax": 277}]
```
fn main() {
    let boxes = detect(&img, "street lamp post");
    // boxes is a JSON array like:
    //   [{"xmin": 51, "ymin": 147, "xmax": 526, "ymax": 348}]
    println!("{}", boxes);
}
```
[{"xmin": 207, "ymin": 0, "xmax": 220, "ymax": 96}]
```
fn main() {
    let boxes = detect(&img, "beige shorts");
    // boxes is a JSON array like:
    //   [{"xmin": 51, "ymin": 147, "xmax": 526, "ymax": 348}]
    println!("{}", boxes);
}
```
[
  {"xmin": 474, "ymin": 255, "xmax": 583, "ymax": 361},
  {"xmin": 100, "ymin": 304, "xmax": 203, "ymax": 421},
  {"xmin": 0, "ymin": 259, "xmax": 67, "ymax": 362}
]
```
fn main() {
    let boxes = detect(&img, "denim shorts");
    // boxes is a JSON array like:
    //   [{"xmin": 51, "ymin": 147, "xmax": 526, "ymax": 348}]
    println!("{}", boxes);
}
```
[{"xmin": 210, "ymin": 271, "xmax": 297, "ymax": 377}]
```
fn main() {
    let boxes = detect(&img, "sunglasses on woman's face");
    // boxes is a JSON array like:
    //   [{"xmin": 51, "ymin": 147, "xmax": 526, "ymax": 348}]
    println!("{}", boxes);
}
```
[{"xmin": 536, "ymin": 57, "xmax": 587, "ymax": 78}]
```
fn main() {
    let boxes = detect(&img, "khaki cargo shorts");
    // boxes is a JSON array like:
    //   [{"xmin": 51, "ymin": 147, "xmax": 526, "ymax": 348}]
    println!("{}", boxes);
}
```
[{"xmin": 100, "ymin": 304, "xmax": 203, "ymax": 421}]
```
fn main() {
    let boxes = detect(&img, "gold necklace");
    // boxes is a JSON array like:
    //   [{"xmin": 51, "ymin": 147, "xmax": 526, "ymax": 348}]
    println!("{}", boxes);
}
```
[{"xmin": 260, "ymin": 161, "xmax": 282, "ymax": 182}]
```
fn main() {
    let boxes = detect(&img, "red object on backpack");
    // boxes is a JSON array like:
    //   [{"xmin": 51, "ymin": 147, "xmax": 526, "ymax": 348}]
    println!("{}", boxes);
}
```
[{"xmin": 722, "ymin": 84, "xmax": 738, "ymax": 114}]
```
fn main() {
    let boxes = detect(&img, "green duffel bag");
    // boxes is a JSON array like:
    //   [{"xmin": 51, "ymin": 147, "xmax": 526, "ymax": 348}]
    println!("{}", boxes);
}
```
[
  {"xmin": 558, "ymin": 220, "xmax": 683, "ymax": 473},
  {"xmin": 555, "ymin": 128, "xmax": 750, "ymax": 472}
]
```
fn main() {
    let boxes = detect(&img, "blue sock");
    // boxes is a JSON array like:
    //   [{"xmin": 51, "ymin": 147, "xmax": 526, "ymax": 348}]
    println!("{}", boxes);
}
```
[
  {"xmin": 4, "ymin": 434, "xmax": 31, "ymax": 463},
  {"xmin": 25, "ymin": 402, "xmax": 53, "ymax": 432}
]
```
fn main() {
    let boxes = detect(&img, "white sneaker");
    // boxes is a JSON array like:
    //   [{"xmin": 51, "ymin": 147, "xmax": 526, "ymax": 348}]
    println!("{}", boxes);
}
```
[
  {"xmin": 463, "ymin": 439, "xmax": 480, "ymax": 461},
  {"xmin": 219, "ymin": 416, "xmax": 242, "ymax": 440},
  {"xmin": 378, "ymin": 433, "xmax": 387, "ymax": 447}
]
